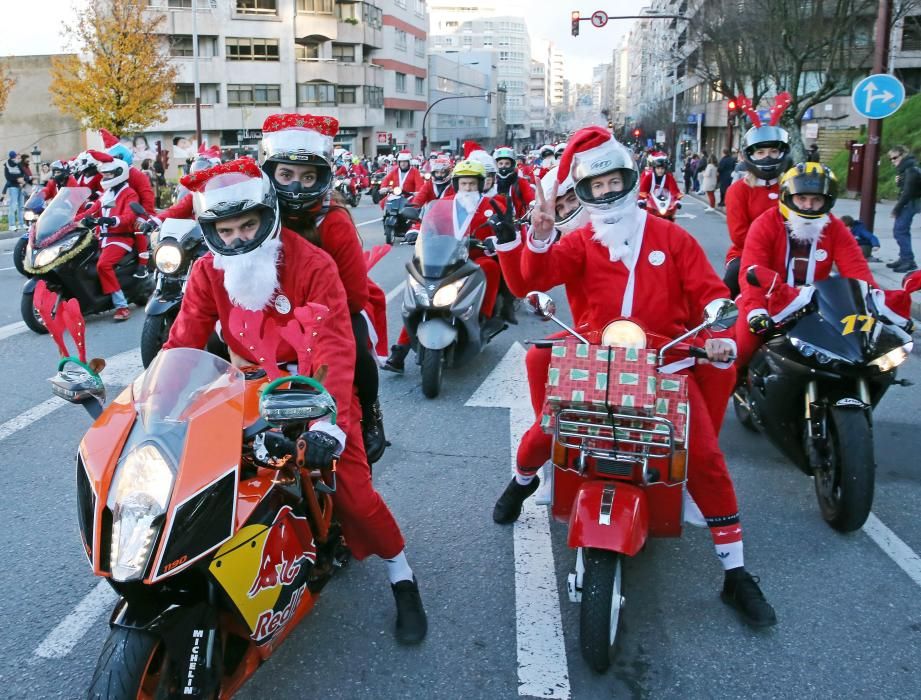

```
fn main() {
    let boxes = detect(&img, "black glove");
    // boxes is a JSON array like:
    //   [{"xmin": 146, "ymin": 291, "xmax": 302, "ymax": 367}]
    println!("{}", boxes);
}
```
[
  {"xmin": 676, "ymin": 201, "xmax": 682, "ymax": 209},
  {"xmin": 299, "ymin": 430, "xmax": 340, "ymax": 470},
  {"xmin": 487, "ymin": 197, "xmax": 517, "ymax": 245},
  {"xmin": 483, "ymin": 237, "xmax": 497, "ymax": 255},
  {"xmin": 140, "ymin": 220, "xmax": 158, "ymax": 234},
  {"xmin": 81, "ymin": 216, "xmax": 98, "ymax": 228},
  {"xmin": 748, "ymin": 314, "xmax": 775, "ymax": 336},
  {"xmin": 97, "ymin": 216, "xmax": 117, "ymax": 227}
]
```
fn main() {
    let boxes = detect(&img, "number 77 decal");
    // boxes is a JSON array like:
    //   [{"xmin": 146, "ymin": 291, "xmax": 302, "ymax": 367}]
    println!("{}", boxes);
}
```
[{"xmin": 840, "ymin": 314, "xmax": 876, "ymax": 335}]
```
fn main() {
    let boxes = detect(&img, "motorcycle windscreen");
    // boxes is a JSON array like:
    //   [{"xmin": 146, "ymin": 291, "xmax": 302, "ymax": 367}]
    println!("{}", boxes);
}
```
[
  {"xmin": 414, "ymin": 199, "xmax": 469, "ymax": 278},
  {"xmin": 786, "ymin": 277, "xmax": 880, "ymax": 364},
  {"xmin": 33, "ymin": 186, "xmax": 91, "ymax": 247},
  {"xmin": 24, "ymin": 190, "xmax": 45, "ymax": 212}
]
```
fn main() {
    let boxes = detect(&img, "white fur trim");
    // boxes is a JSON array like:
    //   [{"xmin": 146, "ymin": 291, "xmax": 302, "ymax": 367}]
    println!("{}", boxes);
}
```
[
  {"xmin": 771, "ymin": 286, "xmax": 815, "ymax": 323},
  {"xmin": 746, "ymin": 307, "xmax": 769, "ymax": 323},
  {"xmin": 494, "ymin": 231, "xmax": 522, "ymax": 252},
  {"xmin": 871, "ymin": 288, "xmax": 911, "ymax": 328},
  {"xmin": 310, "ymin": 419, "xmax": 346, "ymax": 456},
  {"xmin": 526, "ymin": 226, "xmax": 553, "ymax": 253}
]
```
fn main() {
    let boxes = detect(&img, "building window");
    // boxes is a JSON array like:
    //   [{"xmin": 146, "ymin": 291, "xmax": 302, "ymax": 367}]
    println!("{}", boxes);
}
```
[
  {"xmin": 394, "ymin": 29, "xmax": 407, "ymax": 51},
  {"xmin": 337, "ymin": 86, "xmax": 357, "ymax": 104},
  {"xmin": 227, "ymin": 37, "xmax": 280, "ymax": 61},
  {"xmin": 332, "ymin": 44, "xmax": 356, "ymax": 62},
  {"xmin": 336, "ymin": 2, "xmax": 357, "ymax": 20},
  {"xmin": 295, "ymin": 42, "xmax": 320, "ymax": 60},
  {"xmin": 298, "ymin": 82, "xmax": 336, "ymax": 105},
  {"xmin": 235, "ymin": 0, "xmax": 277, "ymax": 15},
  {"xmin": 364, "ymin": 85, "xmax": 383, "ymax": 107},
  {"xmin": 297, "ymin": 0, "xmax": 332, "ymax": 12},
  {"xmin": 395, "ymin": 72, "xmax": 406, "ymax": 93},
  {"xmin": 414, "ymin": 0, "xmax": 425, "ymax": 17},
  {"xmin": 169, "ymin": 36, "xmax": 195, "ymax": 56},
  {"xmin": 228, "ymin": 83, "xmax": 281, "ymax": 106},
  {"xmin": 394, "ymin": 109, "xmax": 413, "ymax": 128},
  {"xmin": 395, "ymin": 0, "xmax": 407, "ymax": 8},
  {"xmin": 163, "ymin": 0, "xmax": 193, "ymax": 8},
  {"xmin": 415, "ymin": 36, "xmax": 425, "ymax": 57},
  {"xmin": 362, "ymin": 3, "xmax": 383, "ymax": 29},
  {"xmin": 173, "ymin": 83, "xmax": 220, "ymax": 105},
  {"xmin": 903, "ymin": 17, "xmax": 921, "ymax": 50},
  {"xmin": 415, "ymin": 76, "xmax": 424, "ymax": 95}
]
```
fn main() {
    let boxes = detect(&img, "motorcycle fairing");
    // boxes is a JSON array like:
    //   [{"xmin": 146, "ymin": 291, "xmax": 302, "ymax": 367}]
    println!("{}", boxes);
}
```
[{"xmin": 567, "ymin": 480, "xmax": 649, "ymax": 556}]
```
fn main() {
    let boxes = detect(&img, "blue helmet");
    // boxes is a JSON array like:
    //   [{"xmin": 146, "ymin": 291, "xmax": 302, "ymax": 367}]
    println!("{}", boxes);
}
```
[{"xmin": 108, "ymin": 142, "xmax": 133, "ymax": 166}]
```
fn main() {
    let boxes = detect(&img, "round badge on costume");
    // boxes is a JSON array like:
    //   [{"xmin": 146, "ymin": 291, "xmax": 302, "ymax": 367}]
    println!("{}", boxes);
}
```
[
  {"xmin": 768, "ymin": 193, "xmax": 779, "ymax": 200},
  {"xmin": 648, "ymin": 250, "xmax": 666, "ymax": 266},
  {"xmin": 484, "ymin": 210, "xmax": 493, "ymax": 217},
  {"xmin": 815, "ymin": 248, "xmax": 828, "ymax": 262},
  {"xmin": 274, "ymin": 294, "xmax": 292, "ymax": 314}
]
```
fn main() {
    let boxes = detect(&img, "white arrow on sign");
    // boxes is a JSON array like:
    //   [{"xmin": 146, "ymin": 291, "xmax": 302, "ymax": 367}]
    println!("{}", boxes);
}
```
[
  {"xmin": 862, "ymin": 81, "xmax": 895, "ymax": 112},
  {"xmin": 466, "ymin": 342, "xmax": 571, "ymax": 700}
]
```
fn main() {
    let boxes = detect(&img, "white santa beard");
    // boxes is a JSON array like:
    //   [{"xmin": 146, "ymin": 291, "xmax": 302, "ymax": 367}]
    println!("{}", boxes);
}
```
[
  {"xmin": 787, "ymin": 214, "xmax": 829, "ymax": 244},
  {"xmin": 213, "ymin": 237, "xmax": 282, "ymax": 311},
  {"xmin": 589, "ymin": 202, "xmax": 642, "ymax": 262}
]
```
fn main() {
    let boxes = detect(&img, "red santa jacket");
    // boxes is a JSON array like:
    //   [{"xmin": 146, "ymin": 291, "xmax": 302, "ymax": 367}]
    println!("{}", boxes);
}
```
[
  {"xmin": 82, "ymin": 184, "xmax": 139, "ymax": 242},
  {"xmin": 128, "ymin": 167, "xmax": 156, "ymax": 214},
  {"xmin": 381, "ymin": 166, "xmax": 423, "ymax": 194},
  {"xmin": 724, "ymin": 178, "xmax": 779, "ymax": 265},
  {"xmin": 40, "ymin": 176, "xmax": 79, "ymax": 201},
  {"xmin": 497, "ymin": 178, "xmax": 535, "ymax": 219},
  {"xmin": 409, "ymin": 180, "xmax": 455, "ymax": 208},
  {"xmin": 158, "ymin": 192, "xmax": 194, "ymax": 220},
  {"xmin": 639, "ymin": 171, "xmax": 681, "ymax": 201},
  {"xmin": 739, "ymin": 209, "xmax": 876, "ymax": 318},
  {"xmin": 457, "ymin": 196, "xmax": 500, "ymax": 261},
  {"xmin": 163, "ymin": 227, "xmax": 358, "ymax": 432},
  {"xmin": 504, "ymin": 214, "xmax": 730, "ymax": 339},
  {"xmin": 313, "ymin": 206, "xmax": 370, "ymax": 315}
]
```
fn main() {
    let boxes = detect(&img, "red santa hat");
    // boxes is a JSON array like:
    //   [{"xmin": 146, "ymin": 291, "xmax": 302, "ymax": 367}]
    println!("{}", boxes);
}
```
[
  {"xmin": 180, "ymin": 157, "xmax": 262, "ymax": 192},
  {"xmin": 261, "ymin": 113, "xmax": 339, "ymax": 164},
  {"xmin": 86, "ymin": 149, "xmax": 114, "ymax": 163},
  {"xmin": 555, "ymin": 126, "xmax": 614, "ymax": 185},
  {"xmin": 463, "ymin": 141, "xmax": 485, "ymax": 158},
  {"xmin": 99, "ymin": 129, "xmax": 119, "ymax": 149},
  {"xmin": 262, "ymin": 113, "xmax": 339, "ymax": 137}
]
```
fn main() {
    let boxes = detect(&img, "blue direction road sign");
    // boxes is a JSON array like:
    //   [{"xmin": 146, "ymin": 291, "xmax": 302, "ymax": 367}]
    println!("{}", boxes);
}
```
[{"xmin": 852, "ymin": 74, "xmax": 905, "ymax": 119}]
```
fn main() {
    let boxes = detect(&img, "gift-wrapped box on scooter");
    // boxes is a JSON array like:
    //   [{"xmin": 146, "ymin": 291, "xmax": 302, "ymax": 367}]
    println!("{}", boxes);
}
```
[{"xmin": 540, "ymin": 342, "xmax": 688, "ymax": 447}]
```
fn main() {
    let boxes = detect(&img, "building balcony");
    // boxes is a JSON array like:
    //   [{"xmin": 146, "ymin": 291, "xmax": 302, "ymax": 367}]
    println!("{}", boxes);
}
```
[
  {"xmin": 295, "ymin": 13, "xmax": 338, "ymax": 42},
  {"xmin": 335, "ymin": 20, "xmax": 382, "ymax": 49},
  {"xmin": 296, "ymin": 59, "xmax": 340, "ymax": 84}
]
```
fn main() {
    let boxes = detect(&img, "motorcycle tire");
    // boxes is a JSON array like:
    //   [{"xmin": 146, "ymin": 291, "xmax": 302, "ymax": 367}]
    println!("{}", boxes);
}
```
[
  {"xmin": 732, "ymin": 387, "xmax": 758, "ymax": 432},
  {"xmin": 87, "ymin": 627, "xmax": 169, "ymax": 700},
  {"xmin": 384, "ymin": 225, "xmax": 394, "ymax": 245},
  {"xmin": 21, "ymin": 290, "xmax": 48, "ymax": 335},
  {"xmin": 141, "ymin": 312, "xmax": 176, "ymax": 369},
  {"xmin": 579, "ymin": 548, "xmax": 624, "ymax": 673},
  {"xmin": 13, "ymin": 237, "xmax": 31, "ymax": 278},
  {"xmin": 813, "ymin": 407, "xmax": 875, "ymax": 533},
  {"xmin": 371, "ymin": 188, "xmax": 381, "ymax": 204},
  {"xmin": 420, "ymin": 347, "xmax": 443, "ymax": 399}
]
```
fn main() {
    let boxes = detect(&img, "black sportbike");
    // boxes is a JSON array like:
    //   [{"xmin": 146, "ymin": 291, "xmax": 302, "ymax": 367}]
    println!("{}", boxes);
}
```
[{"xmin": 734, "ymin": 276, "xmax": 914, "ymax": 532}]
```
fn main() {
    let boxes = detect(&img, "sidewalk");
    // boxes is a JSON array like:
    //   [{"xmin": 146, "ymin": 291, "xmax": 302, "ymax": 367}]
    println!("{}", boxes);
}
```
[{"xmin": 690, "ymin": 193, "xmax": 921, "ymax": 321}]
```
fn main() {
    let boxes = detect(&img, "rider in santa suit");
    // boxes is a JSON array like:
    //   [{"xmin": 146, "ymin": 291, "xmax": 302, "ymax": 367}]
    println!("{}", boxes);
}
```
[
  {"xmin": 409, "ymin": 156, "xmax": 454, "ymax": 207},
  {"xmin": 379, "ymin": 151, "xmax": 423, "ymax": 207},
  {"xmin": 491, "ymin": 126, "xmax": 777, "ymax": 628},
  {"xmin": 493, "ymin": 146, "xmax": 535, "ymax": 219},
  {"xmin": 162, "ymin": 159, "xmax": 427, "ymax": 644},
  {"xmin": 638, "ymin": 153, "xmax": 682, "ymax": 207},
  {"xmin": 40, "ymin": 160, "xmax": 78, "ymax": 200}
]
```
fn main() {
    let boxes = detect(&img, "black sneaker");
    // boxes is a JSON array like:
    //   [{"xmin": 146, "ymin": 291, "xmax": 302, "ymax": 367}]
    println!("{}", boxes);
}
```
[
  {"xmin": 383, "ymin": 344, "xmax": 409, "ymax": 374},
  {"xmin": 721, "ymin": 569, "xmax": 777, "ymax": 628},
  {"xmin": 362, "ymin": 399, "xmax": 388, "ymax": 464},
  {"xmin": 892, "ymin": 259, "xmax": 918, "ymax": 273},
  {"xmin": 887, "ymin": 259, "xmax": 904, "ymax": 269},
  {"xmin": 492, "ymin": 476, "xmax": 540, "ymax": 524},
  {"xmin": 391, "ymin": 577, "xmax": 427, "ymax": 644}
]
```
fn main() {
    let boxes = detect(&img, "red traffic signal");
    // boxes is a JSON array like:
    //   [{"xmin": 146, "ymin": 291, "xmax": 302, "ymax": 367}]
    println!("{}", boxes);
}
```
[
  {"xmin": 633, "ymin": 128, "xmax": 641, "ymax": 138},
  {"xmin": 572, "ymin": 11, "xmax": 580, "ymax": 37},
  {"xmin": 727, "ymin": 99, "xmax": 737, "ymax": 113}
]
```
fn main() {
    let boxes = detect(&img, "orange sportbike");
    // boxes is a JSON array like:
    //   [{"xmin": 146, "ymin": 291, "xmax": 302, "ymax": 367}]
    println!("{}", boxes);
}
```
[{"xmin": 52, "ymin": 347, "xmax": 346, "ymax": 699}]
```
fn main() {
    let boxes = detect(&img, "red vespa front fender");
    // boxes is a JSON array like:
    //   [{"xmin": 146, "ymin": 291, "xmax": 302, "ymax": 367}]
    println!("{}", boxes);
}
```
[{"xmin": 567, "ymin": 481, "xmax": 649, "ymax": 557}]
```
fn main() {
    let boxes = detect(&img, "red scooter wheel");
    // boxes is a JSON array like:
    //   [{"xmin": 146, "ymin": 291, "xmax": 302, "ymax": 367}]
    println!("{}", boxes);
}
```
[{"xmin": 579, "ymin": 548, "xmax": 624, "ymax": 673}]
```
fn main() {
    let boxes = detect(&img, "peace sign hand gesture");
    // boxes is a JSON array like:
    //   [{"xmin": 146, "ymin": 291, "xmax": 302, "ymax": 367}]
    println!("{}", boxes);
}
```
[{"xmin": 530, "ymin": 178, "xmax": 558, "ymax": 242}]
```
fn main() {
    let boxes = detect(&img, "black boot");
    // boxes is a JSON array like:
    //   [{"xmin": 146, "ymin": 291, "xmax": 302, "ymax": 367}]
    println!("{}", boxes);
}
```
[
  {"xmin": 721, "ymin": 568, "xmax": 777, "ymax": 628},
  {"xmin": 500, "ymin": 297, "xmax": 518, "ymax": 325},
  {"xmin": 492, "ymin": 476, "xmax": 540, "ymax": 524},
  {"xmin": 383, "ymin": 344, "xmax": 409, "ymax": 374},
  {"xmin": 362, "ymin": 398, "xmax": 388, "ymax": 464},
  {"xmin": 391, "ymin": 577, "xmax": 427, "ymax": 644}
]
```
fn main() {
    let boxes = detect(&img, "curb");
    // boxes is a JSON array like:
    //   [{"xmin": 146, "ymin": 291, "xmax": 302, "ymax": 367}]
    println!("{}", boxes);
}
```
[{"xmin": 687, "ymin": 194, "xmax": 921, "ymax": 324}]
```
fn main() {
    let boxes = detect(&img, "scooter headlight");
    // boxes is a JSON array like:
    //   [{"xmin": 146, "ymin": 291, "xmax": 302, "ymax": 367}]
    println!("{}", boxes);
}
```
[
  {"xmin": 34, "ymin": 244, "xmax": 64, "ymax": 268},
  {"xmin": 107, "ymin": 444, "xmax": 174, "ymax": 581},
  {"xmin": 601, "ymin": 320, "xmax": 647, "ymax": 348},
  {"xmin": 393, "ymin": 187, "xmax": 403, "ymax": 196},
  {"xmin": 433, "ymin": 279, "xmax": 465, "ymax": 307},
  {"xmin": 870, "ymin": 341, "xmax": 913, "ymax": 372},
  {"xmin": 154, "ymin": 242, "xmax": 183, "ymax": 274}
]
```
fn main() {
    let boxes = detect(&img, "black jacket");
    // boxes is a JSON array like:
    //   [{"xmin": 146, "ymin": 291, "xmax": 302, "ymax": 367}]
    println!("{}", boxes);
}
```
[
  {"xmin": 717, "ymin": 155, "xmax": 736, "ymax": 185},
  {"xmin": 3, "ymin": 158, "xmax": 24, "ymax": 189},
  {"xmin": 894, "ymin": 155, "xmax": 921, "ymax": 215}
]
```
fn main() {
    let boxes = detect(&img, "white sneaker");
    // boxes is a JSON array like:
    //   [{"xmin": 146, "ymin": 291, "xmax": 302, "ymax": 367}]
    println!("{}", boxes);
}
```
[{"xmin": 704, "ymin": 206, "xmax": 714, "ymax": 212}]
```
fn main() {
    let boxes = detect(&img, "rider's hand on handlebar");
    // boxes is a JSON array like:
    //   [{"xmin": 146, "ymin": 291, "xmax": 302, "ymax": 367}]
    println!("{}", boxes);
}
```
[
  {"xmin": 97, "ymin": 216, "xmax": 117, "ymax": 227},
  {"xmin": 80, "ymin": 216, "xmax": 98, "ymax": 228},
  {"xmin": 704, "ymin": 338, "xmax": 735, "ymax": 363},
  {"xmin": 748, "ymin": 314, "xmax": 775, "ymax": 336},
  {"xmin": 140, "ymin": 220, "xmax": 158, "ymax": 234},
  {"xmin": 299, "ymin": 430, "xmax": 340, "ymax": 470}
]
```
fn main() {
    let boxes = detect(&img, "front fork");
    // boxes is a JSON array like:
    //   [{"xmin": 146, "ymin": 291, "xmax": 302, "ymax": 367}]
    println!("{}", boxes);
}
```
[
  {"xmin": 567, "ymin": 548, "xmax": 585, "ymax": 603},
  {"xmin": 804, "ymin": 377, "xmax": 871, "ymax": 452}
]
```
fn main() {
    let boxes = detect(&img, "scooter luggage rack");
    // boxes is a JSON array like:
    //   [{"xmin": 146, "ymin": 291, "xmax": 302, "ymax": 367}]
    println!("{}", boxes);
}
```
[{"xmin": 553, "ymin": 406, "xmax": 678, "ymax": 462}]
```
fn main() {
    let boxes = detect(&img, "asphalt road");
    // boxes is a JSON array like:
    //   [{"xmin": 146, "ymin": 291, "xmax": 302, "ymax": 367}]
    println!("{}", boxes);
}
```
[{"xmin": 0, "ymin": 197, "xmax": 919, "ymax": 699}]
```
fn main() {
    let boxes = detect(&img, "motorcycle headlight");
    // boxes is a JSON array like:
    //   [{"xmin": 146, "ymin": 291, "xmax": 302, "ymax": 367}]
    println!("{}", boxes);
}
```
[
  {"xmin": 107, "ymin": 444, "xmax": 174, "ymax": 581},
  {"xmin": 24, "ymin": 210, "xmax": 36, "ymax": 222},
  {"xmin": 393, "ymin": 187, "xmax": 403, "ymax": 196},
  {"xmin": 870, "ymin": 341, "xmax": 913, "ymax": 372},
  {"xmin": 790, "ymin": 337, "xmax": 851, "ymax": 365},
  {"xmin": 433, "ymin": 279, "xmax": 465, "ymax": 307},
  {"xmin": 34, "ymin": 244, "xmax": 63, "ymax": 268},
  {"xmin": 408, "ymin": 277, "xmax": 430, "ymax": 306},
  {"xmin": 601, "ymin": 320, "xmax": 647, "ymax": 348},
  {"xmin": 154, "ymin": 242, "xmax": 183, "ymax": 274}
]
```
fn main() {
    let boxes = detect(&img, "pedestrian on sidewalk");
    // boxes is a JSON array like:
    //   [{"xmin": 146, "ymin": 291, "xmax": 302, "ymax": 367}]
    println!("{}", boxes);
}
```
[
  {"xmin": 700, "ymin": 155, "xmax": 719, "ymax": 211},
  {"xmin": 3, "ymin": 151, "xmax": 26, "ymax": 230},
  {"xmin": 717, "ymin": 148, "xmax": 735, "ymax": 206},
  {"xmin": 683, "ymin": 153, "xmax": 694, "ymax": 193},
  {"xmin": 840, "ymin": 215, "xmax": 881, "ymax": 261},
  {"xmin": 888, "ymin": 145, "xmax": 920, "ymax": 273}
]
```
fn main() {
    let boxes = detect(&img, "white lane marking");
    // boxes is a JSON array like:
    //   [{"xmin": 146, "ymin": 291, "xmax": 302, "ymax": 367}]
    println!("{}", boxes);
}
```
[
  {"xmin": 385, "ymin": 281, "xmax": 406, "ymax": 303},
  {"xmin": 0, "ymin": 265, "xmax": 15, "ymax": 271},
  {"xmin": 675, "ymin": 213, "xmax": 697, "ymax": 219},
  {"xmin": 467, "ymin": 342, "xmax": 570, "ymax": 699},
  {"xmin": 863, "ymin": 512, "xmax": 921, "ymax": 588},
  {"xmin": 0, "ymin": 321, "xmax": 27, "ymax": 341},
  {"xmin": 0, "ymin": 349, "xmax": 142, "ymax": 443},
  {"xmin": 357, "ymin": 216, "xmax": 383, "ymax": 227},
  {"xmin": 33, "ymin": 581, "xmax": 117, "ymax": 659}
]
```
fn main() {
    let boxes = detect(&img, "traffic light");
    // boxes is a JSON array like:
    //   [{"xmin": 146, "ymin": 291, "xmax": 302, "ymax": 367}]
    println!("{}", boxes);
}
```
[
  {"xmin": 633, "ymin": 128, "xmax": 641, "ymax": 139},
  {"xmin": 727, "ymin": 99, "xmax": 738, "ymax": 124},
  {"xmin": 572, "ymin": 11, "xmax": 580, "ymax": 37}
]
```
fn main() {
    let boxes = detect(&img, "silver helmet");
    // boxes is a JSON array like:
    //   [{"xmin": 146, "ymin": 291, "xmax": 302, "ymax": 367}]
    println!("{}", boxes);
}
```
[{"xmin": 570, "ymin": 136, "xmax": 639, "ymax": 212}]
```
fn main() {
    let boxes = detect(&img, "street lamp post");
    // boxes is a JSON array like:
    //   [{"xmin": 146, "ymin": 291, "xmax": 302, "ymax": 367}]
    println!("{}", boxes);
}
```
[
  {"xmin": 192, "ymin": 0, "xmax": 202, "ymax": 146},
  {"xmin": 421, "ymin": 93, "xmax": 491, "ymax": 157}
]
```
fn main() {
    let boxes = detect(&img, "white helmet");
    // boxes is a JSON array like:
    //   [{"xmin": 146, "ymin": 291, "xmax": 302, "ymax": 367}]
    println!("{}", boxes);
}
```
[
  {"xmin": 396, "ymin": 151, "xmax": 412, "ymax": 163},
  {"xmin": 564, "ymin": 127, "xmax": 639, "ymax": 215},
  {"xmin": 468, "ymin": 149, "xmax": 497, "ymax": 175},
  {"xmin": 99, "ymin": 157, "xmax": 129, "ymax": 190},
  {"xmin": 541, "ymin": 167, "xmax": 589, "ymax": 234}
]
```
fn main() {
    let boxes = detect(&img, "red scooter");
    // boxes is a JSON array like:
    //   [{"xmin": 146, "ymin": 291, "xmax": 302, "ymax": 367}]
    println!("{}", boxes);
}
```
[
  {"xmin": 639, "ymin": 190, "xmax": 681, "ymax": 220},
  {"xmin": 525, "ymin": 291, "xmax": 737, "ymax": 672}
]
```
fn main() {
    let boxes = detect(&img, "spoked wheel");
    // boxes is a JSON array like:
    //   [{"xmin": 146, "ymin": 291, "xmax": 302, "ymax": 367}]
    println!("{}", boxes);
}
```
[
  {"xmin": 21, "ymin": 290, "xmax": 48, "ymax": 334},
  {"xmin": 813, "ymin": 407, "xmax": 875, "ymax": 532},
  {"xmin": 87, "ymin": 627, "xmax": 169, "ymax": 700},
  {"xmin": 579, "ymin": 548, "xmax": 624, "ymax": 673},
  {"xmin": 732, "ymin": 386, "xmax": 757, "ymax": 432},
  {"xmin": 420, "ymin": 347, "xmax": 443, "ymax": 399},
  {"xmin": 140, "ymin": 312, "xmax": 176, "ymax": 368}
]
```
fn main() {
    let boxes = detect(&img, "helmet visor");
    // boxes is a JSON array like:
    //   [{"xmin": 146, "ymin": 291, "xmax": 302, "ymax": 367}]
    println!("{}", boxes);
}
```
[
  {"xmin": 193, "ymin": 173, "xmax": 268, "ymax": 219},
  {"xmin": 262, "ymin": 128, "xmax": 334, "ymax": 164}
]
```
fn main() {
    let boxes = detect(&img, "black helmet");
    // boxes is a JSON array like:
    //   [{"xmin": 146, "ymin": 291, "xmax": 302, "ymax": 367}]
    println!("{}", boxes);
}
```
[
  {"xmin": 50, "ymin": 160, "xmax": 70, "ymax": 186},
  {"xmin": 742, "ymin": 125, "xmax": 791, "ymax": 180},
  {"xmin": 778, "ymin": 162, "xmax": 838, "ymax": 220},
  {"xmin": 261, "ymin": 128, "xmax": 333, "ymax": 217}
]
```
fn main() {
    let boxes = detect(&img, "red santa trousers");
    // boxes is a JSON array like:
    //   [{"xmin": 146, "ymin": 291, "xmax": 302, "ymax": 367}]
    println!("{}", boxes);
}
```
[{"xmin": 96, "ymin": 239, "xmax": 131, "ymax": 294}]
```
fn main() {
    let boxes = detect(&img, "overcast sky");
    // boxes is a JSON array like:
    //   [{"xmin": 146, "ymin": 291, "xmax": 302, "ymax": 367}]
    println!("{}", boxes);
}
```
[{"xmin": 3, "ymin": 1, "xmax": 647, "ymax": 82}]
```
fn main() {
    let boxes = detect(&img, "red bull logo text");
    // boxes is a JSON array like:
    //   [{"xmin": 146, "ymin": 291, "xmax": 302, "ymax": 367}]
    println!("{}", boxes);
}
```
[
  {"xmin": 253, "ymin": 583, "xmax": 307, "ymax": 641},
  {"xmin": 248, "ymin": 506, "xmax": 317, "ymax": 598}
]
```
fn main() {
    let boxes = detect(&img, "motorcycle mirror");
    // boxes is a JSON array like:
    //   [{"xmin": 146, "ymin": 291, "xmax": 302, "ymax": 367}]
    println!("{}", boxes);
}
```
[
  {"xmin": 526, "ymin": 291, "xmax": 556, "ymax": 320},
  {"xmin": 129, "ymin": 202, "xmax": 147, "ymax": 217},
  {"xmin": 702, "ymin": 298, "xmax": 739, "ymax": 330},
  {"xmin": 260, "ymin": 388, "xmax": 336, "ymax": 427}
]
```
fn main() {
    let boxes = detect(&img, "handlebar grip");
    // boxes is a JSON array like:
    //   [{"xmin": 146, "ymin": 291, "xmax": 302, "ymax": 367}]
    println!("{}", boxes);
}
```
[{"xmin": 688, "ymin": 346, "xmax": 709, "ymax": 359}]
